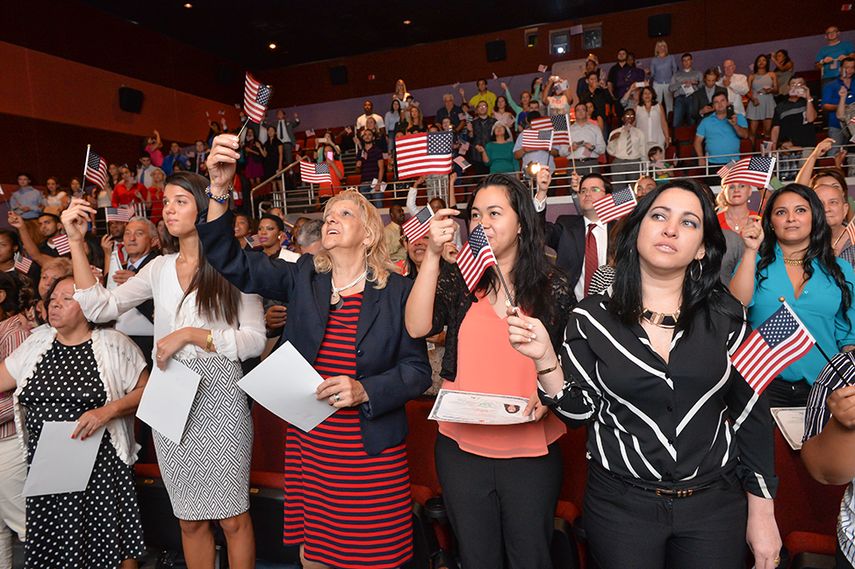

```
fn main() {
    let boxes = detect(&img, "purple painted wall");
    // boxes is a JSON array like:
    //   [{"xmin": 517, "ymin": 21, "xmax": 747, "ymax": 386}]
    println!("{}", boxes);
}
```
[{"xmin": 272, "ymin": 31, "xmax": 855, "ymax": 133}]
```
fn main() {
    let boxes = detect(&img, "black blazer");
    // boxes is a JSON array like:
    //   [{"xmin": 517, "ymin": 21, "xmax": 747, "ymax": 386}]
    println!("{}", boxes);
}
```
[
  {"xmin": 691, "ymin": 85, "xmax": 727, "ymax": 120},
  {"xmin": 197, "ymin": 210, "xmax": 431, "ymax": 456},
  {"xmin": 542, "ymin": 212, "xmax": 615, "ymax": 291}
]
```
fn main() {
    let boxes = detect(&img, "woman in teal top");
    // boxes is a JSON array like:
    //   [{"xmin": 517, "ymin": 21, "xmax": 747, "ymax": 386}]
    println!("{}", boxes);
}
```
[
  {"xmin": 476, "ymin": 125, "xmax": 518, "ymax": 174},
  {"xmin": 731, "ymin": 183, "xmax": 855, "ymax": 407}
]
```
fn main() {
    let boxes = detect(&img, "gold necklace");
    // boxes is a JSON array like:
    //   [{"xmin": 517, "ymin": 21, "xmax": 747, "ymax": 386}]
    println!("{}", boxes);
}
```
[
  {"xmin": 641, "ymin": 308, "xmax": 680, "ymax": 328},
  {"xmin": 783, "ymin": 257, "xmax": 805, "ymax": 266}
]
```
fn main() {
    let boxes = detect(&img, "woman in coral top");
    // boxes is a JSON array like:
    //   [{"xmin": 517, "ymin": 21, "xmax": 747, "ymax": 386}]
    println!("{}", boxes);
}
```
[{"xmin": 406, "ymin": 173, "xmax": 574, "ymax": 569}]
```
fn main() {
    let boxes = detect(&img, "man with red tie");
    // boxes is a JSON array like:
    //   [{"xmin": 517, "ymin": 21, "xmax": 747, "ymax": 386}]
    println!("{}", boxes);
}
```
[{"xmin": 534, "ymin": 169, "xmax": 613, "ymax": 300}]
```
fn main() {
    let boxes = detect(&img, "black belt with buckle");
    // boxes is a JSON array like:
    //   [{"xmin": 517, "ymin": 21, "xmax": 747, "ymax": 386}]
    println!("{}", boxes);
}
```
[{"xmin": 623, "ymin": 477, "xmax": 717, "ymax": 498}]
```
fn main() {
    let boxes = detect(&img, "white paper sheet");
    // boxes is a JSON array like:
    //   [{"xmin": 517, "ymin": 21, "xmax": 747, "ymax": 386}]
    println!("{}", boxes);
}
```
[
  {"xmin": 115, "ymin": 308, "xmax": 154, "ymax": 336},
  {"xmin": 771, "ymin": 407, "xmax": 806, "ymax": 451},
  {"xmin": 136, "ymin": 360, "xmax": 201, "ymax": 445},
  {"xmin": 23, "ymin": 421, "xmax": 104, "ymax": 497},
  {"xmin": 237, "ymin": 341, "xmax": 334, "ymax": 432}
]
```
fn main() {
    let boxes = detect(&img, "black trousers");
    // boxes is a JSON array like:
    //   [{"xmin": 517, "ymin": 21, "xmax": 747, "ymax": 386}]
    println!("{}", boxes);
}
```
[
  {"xmin": 583, "ymin": 463, "xmax": 748, "ymax": 569},
  {"xmin": 434, "ymin": 434, "xmax": 562, "ymax": 569},
  {"xmin": 765, "ymin": 378, "xmax": 811, "ymax": 408}
]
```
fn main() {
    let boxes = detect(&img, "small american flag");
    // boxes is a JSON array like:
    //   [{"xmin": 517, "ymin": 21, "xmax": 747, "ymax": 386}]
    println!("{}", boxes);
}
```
[
  {"xmin": 14, "ymin": 253, "xmax": 32, "ymax": 274},
  {"xmin": 846, "ymin": 222, "xmax": 855, "ymax": 247},
  {"xmin": 731, "ymin": 302, "xmax": 815, "ymax": 395},
  {"xmin": 84, "ymin": 149, "xmax": 109, "ymax": 190},
  {"xmin": 401, "ymin": 206, "xmax": 434, "ymax": 242},
  {"xmin": 299, "ymin": 161, "xmax": 332, "ymax": 184},
  {"xmin": 50, "ymin": 234, "xmax": 71, "ymax": 256},
  {"xmin": 457, "ymin": 224, "xmax": 497, "ymax": 292},
  {"xmin": 531, "ymin": 115, "xmax": 570, "ymax": 145},
  {"xmin": 245, "ymin": 234, "xmax": 261, "ymax": 249},
  {"xmin": 521, "ymin": 128, "xmax": 554, "ymax": 151},
  {"xmin": 592, "ymin": 186, "xmax": 638, "ymax": 223},
  {"xmin": 105, "ymin": 207, "xmax": 134, "ymax": 223},
  {"xmin": 243, "ymin": 72, "xmax": 272, "ymax": 124},
  {"xmin": 717, "ymin": 156, "xmax": 776, "ymax": 188},
  {"xmin": 395, "ymin": 132, "xmax": 453, "ymax": 179}
]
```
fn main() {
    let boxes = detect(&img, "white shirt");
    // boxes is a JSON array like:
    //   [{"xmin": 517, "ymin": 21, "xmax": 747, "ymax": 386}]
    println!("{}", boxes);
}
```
[
  {"xmin": 575, "ymin": 217, "xmax": 608, "ymax": 301},
  {"xmin": 405, "ymin": 185, "xmax": 462, "ymax": 248},
  {"xmin": 74, "ymin": 253, "xmax": 266, "ymax": 363},
  {"xmin": 607, "ymin": 126, "xmax": 647, "ymax": 160},
  {"xmin": 717, "ymin": 74, "xmax": 749, "ymax": 115},
  {"xmin": 356, "ymin": 113, "xmax": 386, "ymax": 131},
  {"xmin": 568, "ymin": 123, "xmax": 606, "ymax": 159},
  {"xmin": 635, "ymin": 104, "xmax": 666, "ymax": 150}
]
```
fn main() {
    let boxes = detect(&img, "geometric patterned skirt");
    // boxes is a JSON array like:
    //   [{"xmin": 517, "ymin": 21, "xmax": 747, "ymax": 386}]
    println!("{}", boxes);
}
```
[{"xmin": 153, "ymin": 356, "xmax": 252, "ymax": 520}]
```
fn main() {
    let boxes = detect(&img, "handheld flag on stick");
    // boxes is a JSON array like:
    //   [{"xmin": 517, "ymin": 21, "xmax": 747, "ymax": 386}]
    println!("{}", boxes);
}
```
[
  {"xmin": 50, "ymin": 234, "xmax": 71, "ymax": 256},
  {"xmin": 730, "ymin": 302, "xmax": 815, "ymax": 395},
  {"xmin": 520, "ymin": 128, "xmax": 554, "ymax": 151},
  {"xmin": 395, "ymin": 132, "xmax": 453, "ymax": 179},
  {"xmin": 401, "ymin": 206, "xmax": 435, "ymax": 242},
  {"xmin": 83, "ymin": 145, "xmax": 109, "ymax": 190},
  {"xmin": 592, "ymin": 186, "xmax": 638, "ymax": 223},
  {"xmin": 457, "ymin": 225, "xmax": 497, "ymax": 293},
  {"xmin": 299, "ymin": 161, "xmax": 332, "ymax": 185},
  {"xmin": 105, "ymin": 207, "xmax": 134, "ymax": 223},
  {"xmin": 14, "ymin": 253, "xmax": 32, "ymax": 274},
  {"xmin": 717, "ymin": 156, "xmax": 776, "ymax": 189},
  {"xmin": 238, "ymin": 72, "xmax": 273, "ymax": 139}
]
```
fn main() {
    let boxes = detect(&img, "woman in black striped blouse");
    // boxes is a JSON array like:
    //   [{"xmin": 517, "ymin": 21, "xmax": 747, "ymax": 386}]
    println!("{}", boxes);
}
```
[{"xmin": 508, "ymin": 179, "xmax": 781, "ymax": 569}]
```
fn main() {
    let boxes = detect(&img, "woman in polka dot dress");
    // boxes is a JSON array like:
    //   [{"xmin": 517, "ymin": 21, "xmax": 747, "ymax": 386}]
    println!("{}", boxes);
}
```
[{"xmin": 0, "ymin": 276, "xmax": 149, "ymax": 568}]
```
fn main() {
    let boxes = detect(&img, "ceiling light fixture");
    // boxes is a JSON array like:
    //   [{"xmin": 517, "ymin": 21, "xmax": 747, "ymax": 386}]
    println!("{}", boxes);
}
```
[
  {"xmin": 268, "ymin": 43, "xmax": 277, "ymax": 50},
  {"xmin": 402, "ymin": 19, "xmax": 412, "ymax": 25},
  {"xmin": 183, "ymin": 2, "xmax": 192, "ymax": 7}
]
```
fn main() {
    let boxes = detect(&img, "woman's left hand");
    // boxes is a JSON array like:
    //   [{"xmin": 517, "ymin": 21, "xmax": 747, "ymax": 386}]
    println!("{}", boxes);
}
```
[
  {"xmin": 507, "ymin": 307, "xmax": 552, "ymax": 362},
  {"xmin": 746, "ymin": 498, "xmax": 783, "ymax": 569},
  {"xmin": 316, "ymin": 375, "xmax": 369, "ymax": 408},
  {"xmin": 72, "ymin": 406, "xmax": 113, "ymax": 440},
  {"xmin": 155, "ymin": 328, "xmax": 191, "ymax": 370},
  {"xmin": 523, "ymin": 391, "xmax": 549, "ymax": 422}
]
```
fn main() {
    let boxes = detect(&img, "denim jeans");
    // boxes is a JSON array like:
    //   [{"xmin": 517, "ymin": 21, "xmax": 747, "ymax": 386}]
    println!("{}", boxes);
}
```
[{"xmin": 358, "ymin": 183, "xmax": 383, "ymax": 208}]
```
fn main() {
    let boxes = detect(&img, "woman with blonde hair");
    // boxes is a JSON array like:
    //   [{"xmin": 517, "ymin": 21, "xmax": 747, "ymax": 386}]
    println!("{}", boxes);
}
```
[
  {"xmin": 716, "ymin": 182, "xmax": 759, "ymax": 232},
  {"xmin": 199, "ymin": 134, "xmax": 431, "ymax": 569},
  {"xmin": 650, "ymin": 39, "xmax": 677, "ymax": 115}
]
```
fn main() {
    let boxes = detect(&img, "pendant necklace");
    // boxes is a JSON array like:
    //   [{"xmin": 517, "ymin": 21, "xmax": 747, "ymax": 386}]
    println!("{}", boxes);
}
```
[{"xmin": 330, "ymin": 269, "xmax": 368, "ymax": 311}]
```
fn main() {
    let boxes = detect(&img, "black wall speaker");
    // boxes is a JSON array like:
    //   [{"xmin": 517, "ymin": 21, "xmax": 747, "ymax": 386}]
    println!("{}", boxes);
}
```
[
  {"xmin": 329, "ymin": 65, "xmax": 348, "ymax": 85},
  {"xmin": 486, "ymin": 40, "xmax": 507, "ymax": 62},
  {"xmin": 648, "ymin": 13, "xmax": 671, "ymax": 38},
  {"xmin": 118, "ymin": 86, "xmax": 144, "ymax": 113}
]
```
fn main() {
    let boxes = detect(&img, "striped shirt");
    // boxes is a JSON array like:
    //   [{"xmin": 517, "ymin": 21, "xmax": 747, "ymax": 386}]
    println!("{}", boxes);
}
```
[
  {"xmin": 0, "ymin": 316, "xmax": 32, "ymax": 439},
  {"xmin": 803, "ymin": 352, "xmax": 855, "ymax": 566},
  {"xmin": 546, "ymin": 292, "xmax": 778, "ymax": 497}
]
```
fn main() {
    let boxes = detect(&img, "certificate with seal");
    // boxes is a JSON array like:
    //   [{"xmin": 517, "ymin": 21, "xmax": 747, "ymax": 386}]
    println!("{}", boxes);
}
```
[{"xmin": 429, "ymin": 389, "xmax": 534, "ymax": 425}]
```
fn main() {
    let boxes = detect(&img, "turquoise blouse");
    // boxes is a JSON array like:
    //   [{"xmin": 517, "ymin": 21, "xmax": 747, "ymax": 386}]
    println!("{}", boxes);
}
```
[{"xmin": 748, "ymin": 244, "xmax": 855, "ymax": 384}]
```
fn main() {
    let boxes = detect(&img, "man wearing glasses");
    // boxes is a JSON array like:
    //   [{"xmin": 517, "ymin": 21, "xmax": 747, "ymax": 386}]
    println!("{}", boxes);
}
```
[
  {"xmin": 816, "ymin": 26, "xmax": 855, "ymax": 86},
  {"xmin": 534, "ymin": 169, "xmax": 613, "ymax": 300}
]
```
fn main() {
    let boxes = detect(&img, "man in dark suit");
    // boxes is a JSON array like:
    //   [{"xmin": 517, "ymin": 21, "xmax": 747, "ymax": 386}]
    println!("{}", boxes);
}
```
[
  {"xmin": 534, "ymin": 169, "xmax": 613, "ymax": 300},
  {"xmin": 692, "ymin": 68, "xmax": 728, "ymax": 122},
  {"xmin": 264, "ymin": 109, "xmax": 300, "ymax": 190},
  {"xmin": 109, "ymin": 217, "xmax": 161, "ymax": 364}
]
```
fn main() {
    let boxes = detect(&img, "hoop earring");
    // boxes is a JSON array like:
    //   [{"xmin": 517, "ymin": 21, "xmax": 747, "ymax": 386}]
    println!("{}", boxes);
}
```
[{"xmin": 689, "ymin": 259, "xmax": 703, "ymax": 282}]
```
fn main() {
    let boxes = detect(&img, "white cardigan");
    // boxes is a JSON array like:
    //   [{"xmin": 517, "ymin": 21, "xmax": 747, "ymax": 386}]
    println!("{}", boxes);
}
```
[{"xmin": 7, "ymin": 327, "xmax": 147, "ymax": 465}]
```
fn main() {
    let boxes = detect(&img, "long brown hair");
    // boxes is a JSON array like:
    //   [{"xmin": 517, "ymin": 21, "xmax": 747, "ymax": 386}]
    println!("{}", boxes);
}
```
[{"xmin": 164, "ymin": 172, "xmax": 241, "ymax": 325}]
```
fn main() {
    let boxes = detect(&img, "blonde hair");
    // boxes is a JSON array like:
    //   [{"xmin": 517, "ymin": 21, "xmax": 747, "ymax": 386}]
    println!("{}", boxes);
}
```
[
  {"xmin": 654, "ymin": 40, "xmax": 669, "ymax": 57},
  {"xmin": 715, "ymin": 183, "xmax": 753, "ymax": 210},
  {"xmin": 313, "ymin": 190, "xmax": 390, "ymax": 289}
]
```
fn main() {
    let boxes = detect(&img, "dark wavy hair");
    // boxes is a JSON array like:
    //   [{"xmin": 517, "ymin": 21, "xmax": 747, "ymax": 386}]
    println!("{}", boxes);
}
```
[
  {"xmin": 640, "ymin": 85, "xmax": 658, "ymax": 106},
  {"xmin": 165, "ymin": 172, "xmax": 241, "ymax": 326},
  {"xmin": 0, "ymin": 271, "xmax": 35, "ymax": 318},
  {"xmin": 609, "ymin": 179, "xmax": 742, "ymax": 330},
  {"xmin": 466, "ymin": 173, "xmax": 562, "ymax": 324},
  {"xmin": 757, "ymin": 183, "xmax": 851, "ymax": 323}
]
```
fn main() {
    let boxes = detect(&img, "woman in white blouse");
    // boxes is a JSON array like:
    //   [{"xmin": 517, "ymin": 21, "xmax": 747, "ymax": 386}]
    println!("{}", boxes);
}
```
[
  {"xmin": 60, "ymin": 171, "xmax": 266, "ymax": 569},
  {"xmin": 635, "ymin": 86, "xmax": 670, "ymax": 152}
]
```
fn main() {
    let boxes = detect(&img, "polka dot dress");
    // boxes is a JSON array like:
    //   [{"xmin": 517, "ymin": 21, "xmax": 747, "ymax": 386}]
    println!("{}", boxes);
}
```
[{"xmin": 17, "ymin": 339, "xmax": 146, "ymax": 569}]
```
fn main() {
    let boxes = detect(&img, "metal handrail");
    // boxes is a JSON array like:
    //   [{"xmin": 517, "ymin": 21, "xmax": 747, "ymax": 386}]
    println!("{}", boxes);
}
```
[{"xmin": 250, "ymin": 143, "xmax": 855, "ymax": 216}]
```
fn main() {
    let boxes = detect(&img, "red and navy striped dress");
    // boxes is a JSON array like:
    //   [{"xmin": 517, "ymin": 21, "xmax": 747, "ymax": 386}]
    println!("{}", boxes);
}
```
[{"xmin": 283, "ymin": 293, "xmax": 413, "ymax": 568}]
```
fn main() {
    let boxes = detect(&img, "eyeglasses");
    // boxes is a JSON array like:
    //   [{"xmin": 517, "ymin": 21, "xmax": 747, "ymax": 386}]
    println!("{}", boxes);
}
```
[
  {"xmin": 579, "ymin": 187, "xmax": 604, "ymax": 195},
  {"xmin": 826, "ymin": 30, "xmax": 838, "ymax": 35}
]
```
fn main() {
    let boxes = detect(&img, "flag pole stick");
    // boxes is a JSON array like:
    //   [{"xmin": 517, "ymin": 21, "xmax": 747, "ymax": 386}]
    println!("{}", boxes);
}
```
[
  {"xmin": 235, "ymin": 118, "xmax": 251, "ymax": 141},
  {"xmin": 778, "ymin": 297, "xmax": 850, "ymax": 384},
  {"xmin": 81, "ymin": 144, "xmax": 91, "ymax": 198},
  {"xmin": 492, "ymin": 265, "xmax": 515, "ymax": 307}
]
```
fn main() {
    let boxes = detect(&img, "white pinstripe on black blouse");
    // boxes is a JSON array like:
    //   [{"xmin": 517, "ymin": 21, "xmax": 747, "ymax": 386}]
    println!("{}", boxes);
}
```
[{"xmin": 543, "ymin": 291, "xmax": 778, "ymax": 498}]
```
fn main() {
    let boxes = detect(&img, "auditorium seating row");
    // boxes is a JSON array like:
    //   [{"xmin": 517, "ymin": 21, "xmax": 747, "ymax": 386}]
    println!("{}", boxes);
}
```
[{"xmin": 133, "ymin": 397, "xmax": 844, "ymax": 568}]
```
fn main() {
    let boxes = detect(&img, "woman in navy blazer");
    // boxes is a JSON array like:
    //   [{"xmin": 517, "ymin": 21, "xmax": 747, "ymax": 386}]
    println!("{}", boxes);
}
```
[{"xmin": 198, "ymin": 134, "xmax": 430, "ymax": 569}]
